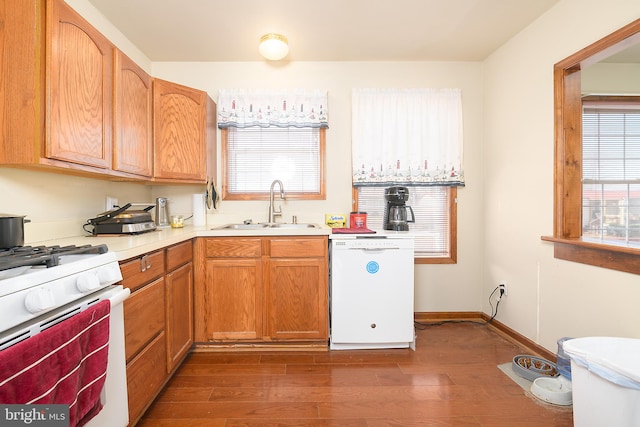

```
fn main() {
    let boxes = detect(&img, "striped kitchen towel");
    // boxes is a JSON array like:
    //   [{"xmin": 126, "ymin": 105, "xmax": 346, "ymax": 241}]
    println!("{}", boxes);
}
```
[{"xmin": 0, "ymin": 300, "xmax": 111, "ymax": 427}]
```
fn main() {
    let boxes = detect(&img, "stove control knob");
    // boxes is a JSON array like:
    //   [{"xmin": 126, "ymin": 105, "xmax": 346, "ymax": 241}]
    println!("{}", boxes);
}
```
[
  {"xmin": 25, "ymin": 288, "xmax": 55, "ymax": 313},
  {"xmin": 97, "ymin": 265, "xmax": 122, "ymax": 284},
  {"xmin": 77, "ymin": 272, "xmax": 101, "ymax": 293}
]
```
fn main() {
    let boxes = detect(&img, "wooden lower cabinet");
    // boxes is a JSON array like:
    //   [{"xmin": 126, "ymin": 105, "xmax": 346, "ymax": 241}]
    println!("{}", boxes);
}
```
[
  {"xmin": 194, "ymin": 236, "xmax": 328, "ymax": 344},
  {"xmin": 121, "ymin": 240, "xmax": 194, "ymax": 425},
  {"xmin": 166, "ymin": 261, "xmax": 194, "ymax": 372},
  {"xmin": 202, "ymin": 257, "xmax": 262, "ymax": 340},
  {"xmin": 266, "ymin": 258, "xmax": 328, "ymax": 340},
  {"xmin": 126, "ymin": 332, "xmax": 167, "ymax": 425},
  {"xmin": 123, "ymin": 277, "xmax": 165, "ymax": 361}
]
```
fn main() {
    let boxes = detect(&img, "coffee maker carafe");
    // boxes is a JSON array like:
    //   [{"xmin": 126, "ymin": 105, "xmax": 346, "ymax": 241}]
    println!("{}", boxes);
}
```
[{"xmin": 383, "ymin": 186, "xmax": 415, "ymax": 231}]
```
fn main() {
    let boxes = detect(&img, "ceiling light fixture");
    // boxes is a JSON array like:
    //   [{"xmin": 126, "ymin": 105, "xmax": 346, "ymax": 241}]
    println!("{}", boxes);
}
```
[{"xmin": 259, "ymin": 33, "xmax": 289, "ymax": 61}]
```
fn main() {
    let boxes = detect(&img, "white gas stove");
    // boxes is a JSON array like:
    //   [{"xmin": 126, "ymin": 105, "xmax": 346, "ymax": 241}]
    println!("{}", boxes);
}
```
[
  {"xmin": 0, "ymin": 243, "xmax": 130, "ymax": 426},
  {"xmin": 0, "ymin": 244, "xmax": 123, "ymax": 339}
]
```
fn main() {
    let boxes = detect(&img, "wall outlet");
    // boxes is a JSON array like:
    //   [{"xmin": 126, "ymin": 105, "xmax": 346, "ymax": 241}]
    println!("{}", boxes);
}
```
[
  {"xmin": 105, "ymin": 196, "xmax": 118, "ymax": 211},
  {"xmin": 499, "ymin": 281, "xmax": 508, "ymax": 296}
]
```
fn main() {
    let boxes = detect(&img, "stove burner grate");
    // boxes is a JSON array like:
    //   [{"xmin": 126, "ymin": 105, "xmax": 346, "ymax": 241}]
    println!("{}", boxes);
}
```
[{"xmin": 0, "ymin": 244, "xmax": 109, "ymax": 272}]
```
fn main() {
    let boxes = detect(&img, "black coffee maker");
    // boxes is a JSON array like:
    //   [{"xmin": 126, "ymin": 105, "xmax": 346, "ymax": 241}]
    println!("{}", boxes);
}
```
[{"xmin": 383, "ymin": 186, "xmax": 415, "ymax": 231}]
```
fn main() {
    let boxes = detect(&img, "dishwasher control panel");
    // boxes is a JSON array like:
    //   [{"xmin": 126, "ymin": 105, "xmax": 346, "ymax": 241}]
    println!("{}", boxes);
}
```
[{"xmin": 331, "ymin": 235, "xmax": 414, "ymax": 250}]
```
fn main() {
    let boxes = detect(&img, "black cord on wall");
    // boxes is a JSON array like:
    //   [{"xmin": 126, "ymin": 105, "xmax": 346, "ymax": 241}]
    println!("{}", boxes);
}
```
[{"xmin": 414, "ymin": 285, "xmax": 503, "ymax": 329}]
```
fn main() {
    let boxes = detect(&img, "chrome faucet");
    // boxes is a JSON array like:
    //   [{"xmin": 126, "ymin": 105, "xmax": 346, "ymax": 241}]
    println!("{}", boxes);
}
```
[{"xmin": 268, "ymin": 179, "xmax": 286, "ymax": 223}]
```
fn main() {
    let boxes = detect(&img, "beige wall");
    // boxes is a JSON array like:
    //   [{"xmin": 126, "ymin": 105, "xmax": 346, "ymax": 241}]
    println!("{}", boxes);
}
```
[
  {"xmin": 483, "ymin": 0, "xmax": 640, "ymax": 352},
  {"xmin": 150, "ymin": 61, "xmax": 485, "ymax": 313},
  {"xmin": 582, "ymin": 63, "xmax": 640, "ymax": 93},
  {"xmin": 2, "ymin": 0, "xmax": 640, "ymax": 354}
]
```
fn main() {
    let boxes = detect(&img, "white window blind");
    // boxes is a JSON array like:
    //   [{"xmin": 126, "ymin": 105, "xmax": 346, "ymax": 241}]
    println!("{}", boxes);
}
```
[
  {"xmin": 225, "ymin": 127, "xmax": 321, "ymax": 194},
  {"xmin": 356, "ymin": 186, "xmax": 451, "ymax": 257},
  {"xmin": 582, "ymin": 98, "xmax": 640, "ymax": 242}
]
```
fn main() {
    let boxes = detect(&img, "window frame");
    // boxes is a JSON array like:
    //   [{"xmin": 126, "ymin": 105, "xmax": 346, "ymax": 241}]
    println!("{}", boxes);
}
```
[
  {"xmin": 353, "ymin": 186, "xmax": 457, "ymax": 264},
  {"xmin": 220, "ymin": 127, "xmax": 326, "ymax": 201},
  {"xmin": 581, "ymin": 95, "xmax": 640, "ymax": 243},
  {"xmin": 543, "ymin": 18, "xmax": 640, "ymax": 275}
]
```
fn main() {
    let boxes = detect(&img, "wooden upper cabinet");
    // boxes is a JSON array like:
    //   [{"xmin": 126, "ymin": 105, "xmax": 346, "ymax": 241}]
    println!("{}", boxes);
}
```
[
  {"xmin": 153, "ymin": 78, "xmax": 216, "ymax": 183},
  {"xmin": 113, "ymin": 49, "xmax": 152, "ymax": 177},
  {"xmin": 46, "ymin": 0, "xmax": 113, "ymax": 169},
  {"xmin": 0, "ymin": 0, "xmax": 44, "ymax": 166},
  {"xmin": 0, "ymin": 0, "xmax": 216, "ymax": 182}
]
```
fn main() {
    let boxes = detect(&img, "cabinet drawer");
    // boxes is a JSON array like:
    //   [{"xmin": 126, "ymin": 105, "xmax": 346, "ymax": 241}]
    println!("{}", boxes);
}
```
[
  {"xmin": 167, "ymin": 240, "xmax": 192, "ymax": 271},
  {"xmin": 120, "ymin": 250, "xmax": 165, "ymax": 292},
  {"xmin": 126, "ymin": 331, "xmax": 167, "ymax": 424},
  {"xmin": 204, "ymin": 238, "xmax": 262, "ymax": 258},
  {"xmin": 269, "ymin": 237, "xmax": 327, "ymax": 258},
  {"xmin": 124, "ymin": 277, "xmax": 165, "ymax": 361}
]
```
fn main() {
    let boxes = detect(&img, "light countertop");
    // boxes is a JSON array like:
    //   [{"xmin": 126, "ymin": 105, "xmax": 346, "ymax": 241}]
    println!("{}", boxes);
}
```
[{"xmin": 33, "ymin": 224, "xmax": 332, "ymax": 261}]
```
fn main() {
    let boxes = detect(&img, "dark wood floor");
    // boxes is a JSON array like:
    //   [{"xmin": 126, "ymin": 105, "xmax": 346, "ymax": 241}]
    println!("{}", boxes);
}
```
[{"xmin": 138, "ymin": 322, "xmax": 573, "ymax": 426}]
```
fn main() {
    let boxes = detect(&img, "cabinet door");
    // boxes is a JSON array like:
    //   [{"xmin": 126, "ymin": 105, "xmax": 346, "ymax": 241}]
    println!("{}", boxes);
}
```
[
  {"xmin": 0, "ymin": 0, "xmax": 42, "ymax": 165},
  {"xmin": 126, "ymin": 332, "xmax": 167, "ymax": 426},
  {"xmin": 153, "ymin": 78, "xmax": 207, "ymax": 181},
  {"xmin": 113, "ymin": 49, "xmax": 152, "ymax": 177},
  {"xmin": 123, "ymin": 277, "xmax": 166, "ymax": 362},
  {"xmin": 266, "ymin": 258, "xmax": 328, "ymax": 341},
  {"xmin": 199, "ymin": 258, "xmax": 263, "ymax": 341},
  {"xmin": 166, "ymin": 262, "xmax": 193, "ymax": 372},
  {"xmin": 47, "ymin": 0, "xmax": 113, "ymax": 168}
]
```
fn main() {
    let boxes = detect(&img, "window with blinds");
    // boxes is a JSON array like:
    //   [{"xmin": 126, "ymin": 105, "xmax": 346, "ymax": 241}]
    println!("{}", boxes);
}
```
[
  {"xmin": 355, "ymin": 186, "xmax": 454, "ymax": 259},
  {"xmin": 223, "ymin": 127, "xmax": 325, "ymax": 199},
  {"xmin": 582, "ymin": 96, "xmax": 640, "ymax": 242}
]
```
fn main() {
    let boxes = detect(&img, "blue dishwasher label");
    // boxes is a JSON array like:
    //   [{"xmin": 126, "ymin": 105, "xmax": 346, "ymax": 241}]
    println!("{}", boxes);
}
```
[{"xmin": 366, "ymin": 261, "xmax": 379, "ymax": 274}]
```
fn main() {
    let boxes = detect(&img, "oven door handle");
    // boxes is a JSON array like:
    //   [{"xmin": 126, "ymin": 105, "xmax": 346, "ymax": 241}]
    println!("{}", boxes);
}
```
[{"xmin": 109, "ymin": 287, "xmax": 130, "ymax": 306}]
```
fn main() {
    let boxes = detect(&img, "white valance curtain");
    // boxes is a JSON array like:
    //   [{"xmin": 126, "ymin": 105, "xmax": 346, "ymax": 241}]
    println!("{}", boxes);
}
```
[
  {"xmin": 217, "ymin": 89, "xmax": 328, "ymax": 129},
  {"xmin": 351, "ymin": 88, "xmax": 464, "ymax": 186}
]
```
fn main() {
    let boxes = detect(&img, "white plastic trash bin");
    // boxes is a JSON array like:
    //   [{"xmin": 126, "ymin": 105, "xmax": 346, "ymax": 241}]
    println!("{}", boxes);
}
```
[{"xmin": 563, "ymin": 337, "xmax": 640, "ymax": 427}]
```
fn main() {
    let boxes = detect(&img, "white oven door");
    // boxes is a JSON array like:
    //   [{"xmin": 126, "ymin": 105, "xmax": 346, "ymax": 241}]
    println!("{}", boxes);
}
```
[
  {"xmin": 87, "ymin": 286, "xmax": 130, "ymax": 427},
  {"xmin": 0, "ymin": 285, "xmax": 130, "ymax": 427}
]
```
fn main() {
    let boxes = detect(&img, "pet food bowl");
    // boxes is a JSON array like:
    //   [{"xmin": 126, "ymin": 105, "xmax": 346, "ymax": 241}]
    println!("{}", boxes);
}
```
[
  {"xmin": 530, "ymin": 376, "xmax": 573, "ymax": 406},
  {"xmin": 512, "ymin": 355, "xmax": 559, "ymax": 382}
]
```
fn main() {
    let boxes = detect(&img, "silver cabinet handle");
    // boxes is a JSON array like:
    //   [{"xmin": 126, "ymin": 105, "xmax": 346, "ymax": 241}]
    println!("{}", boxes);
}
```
[{"xmin": 140, "ymin": 255, "xmax": 151, "ymax": 272}]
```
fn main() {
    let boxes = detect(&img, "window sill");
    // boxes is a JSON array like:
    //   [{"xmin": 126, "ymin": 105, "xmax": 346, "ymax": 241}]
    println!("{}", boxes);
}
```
[
  {"xmin": 415, "ymin": 256, "xmax": 456, "ymax": 265},
  {"xmin": 541, "ymin": 236, "xmax": 640, "ymax": 275}
]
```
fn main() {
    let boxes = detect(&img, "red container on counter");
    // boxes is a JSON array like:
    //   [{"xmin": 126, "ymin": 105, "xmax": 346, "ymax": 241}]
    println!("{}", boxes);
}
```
[{"xmin": 350, "ymin": 212, "xmax": 367, "ymax": 228}]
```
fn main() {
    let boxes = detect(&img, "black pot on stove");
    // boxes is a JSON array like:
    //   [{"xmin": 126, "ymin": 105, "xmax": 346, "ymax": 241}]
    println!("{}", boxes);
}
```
[{"xmin": 0, "ymin": 214, "xmax": 31, "ymax": 249}]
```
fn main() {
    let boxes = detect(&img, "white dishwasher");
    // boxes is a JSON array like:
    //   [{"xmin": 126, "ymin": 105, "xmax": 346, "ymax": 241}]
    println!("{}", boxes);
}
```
[{"xmin": 329, "ymin": 233, "xmax": 415, "ymax": 350}]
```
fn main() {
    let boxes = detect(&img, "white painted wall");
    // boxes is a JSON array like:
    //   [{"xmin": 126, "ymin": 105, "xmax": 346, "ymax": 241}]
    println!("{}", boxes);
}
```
[
  {"xmin": 64, "ymin": 0, "xmax": 151, "ymax": 71},
  {"xmin": 2, "ymin": 0, "xmax": 640, "ymax": 354},
  {"xmin": 150, "ymin": 61, "xmax": 485, "ymax": 313},
  {"xmin": 483, "ymin": 0, "xmax": 640, "ymax": 352}
]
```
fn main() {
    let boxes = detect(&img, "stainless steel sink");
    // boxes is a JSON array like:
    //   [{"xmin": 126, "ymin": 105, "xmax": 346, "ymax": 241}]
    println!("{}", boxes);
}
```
[
  {"xmin": 215, "ymin": 223, "xmax": 270, "ymax": 230},
  {"xmin": 214, "ymin": 223, "xmax": 319, "ymax": 230},
  {"xmin": 269, "ymin": 223, "xmax": 319, "ymax": 229}
]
